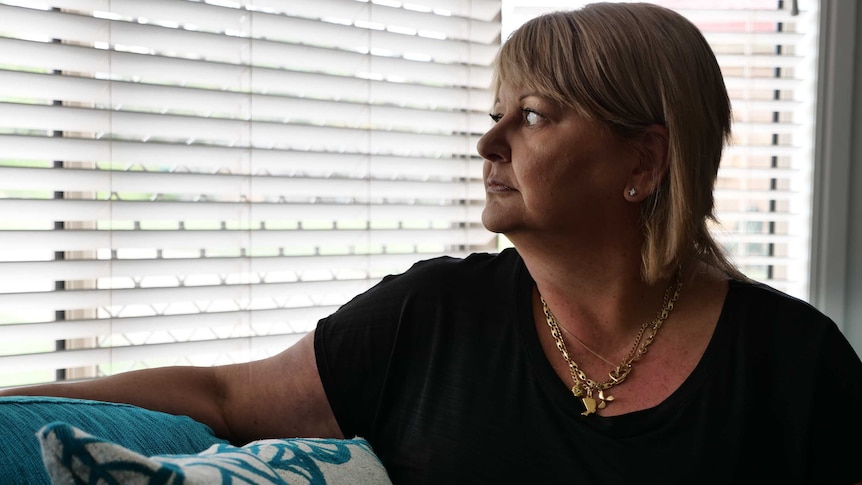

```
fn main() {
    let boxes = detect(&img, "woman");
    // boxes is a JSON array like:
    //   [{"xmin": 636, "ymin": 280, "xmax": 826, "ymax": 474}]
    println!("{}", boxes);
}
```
[{"xmin": 4, "ymin": 3, "xmax": 862, "ymax": 483}]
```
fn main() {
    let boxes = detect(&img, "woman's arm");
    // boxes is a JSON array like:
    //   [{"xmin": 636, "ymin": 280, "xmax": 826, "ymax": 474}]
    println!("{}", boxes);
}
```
[
  {"xmin": 0, "ymin": 331, "xmax": 341, "ymax": 444},
  {"xmin": 214, "ymin": 331, "xmax": 343, "ymax": 443}
]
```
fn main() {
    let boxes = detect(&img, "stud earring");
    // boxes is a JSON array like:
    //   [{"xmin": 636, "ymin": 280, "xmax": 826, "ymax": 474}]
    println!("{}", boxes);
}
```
[{"xmin": 628, "ymin": 187, "xmax": 637, "ymax": 197}]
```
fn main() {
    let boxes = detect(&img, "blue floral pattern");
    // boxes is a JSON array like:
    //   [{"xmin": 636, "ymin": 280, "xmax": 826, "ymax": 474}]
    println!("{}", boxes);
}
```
[{"xmin": 38, "ymin": 422, "xmax": 391, "ymax": 485}]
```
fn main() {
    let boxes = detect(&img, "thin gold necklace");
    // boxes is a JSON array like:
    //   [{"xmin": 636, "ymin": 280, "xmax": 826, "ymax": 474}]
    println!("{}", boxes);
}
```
[
  {"xmin": 557, "ymin": 325, "xmax": 617, "ymax": 368},
  {"xmin": 541, "ymin": 269, "xmax": 682, "ymax": 416}
]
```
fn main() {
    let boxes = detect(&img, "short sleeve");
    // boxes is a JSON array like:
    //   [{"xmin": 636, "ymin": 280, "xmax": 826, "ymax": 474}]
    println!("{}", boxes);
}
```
[
  {"xmin": 313, "ymin": 256, "xmax": 462, "ymax": 439},
  {"xmin": 314, "ymin": 272, "xmax": 407, "ymax": 439}
]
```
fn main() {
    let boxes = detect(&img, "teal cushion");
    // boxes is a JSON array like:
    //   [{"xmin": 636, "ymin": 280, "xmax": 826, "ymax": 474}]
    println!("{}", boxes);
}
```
[
  {"xmin": 38, "ymin": 422, "xmax": 392, "ymax": 484},
  {"xmin": 0, "ymin": 396, "xmax": 227, "ymax": 485}
]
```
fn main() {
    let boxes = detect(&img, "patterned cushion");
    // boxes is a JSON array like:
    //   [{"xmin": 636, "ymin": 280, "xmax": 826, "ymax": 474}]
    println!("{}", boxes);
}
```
[
  {"xmin": 38, "ymin": 422, "xmax": 392, "ymax": 485},
  {"xmin": 0, "ymin": 396, "xmax": 227, "ymax": 485}
]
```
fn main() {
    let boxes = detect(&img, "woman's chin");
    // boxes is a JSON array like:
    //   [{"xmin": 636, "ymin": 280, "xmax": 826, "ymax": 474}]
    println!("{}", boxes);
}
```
[{"xmin": 481, "ymin": 207, "xmax": 518, "ymax": 235}]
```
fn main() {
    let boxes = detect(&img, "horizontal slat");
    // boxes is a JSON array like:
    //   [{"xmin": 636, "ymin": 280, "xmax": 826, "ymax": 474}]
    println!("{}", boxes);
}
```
[
  {"xmin": 730, "ymin": 99, "xmax": 804, "ymax": 111},
  {"xmin": 0, "ymin": 70, "xmax": 491, "ymax": 135},
  {"xmin": 0, "ymin": 333, "xmax": 305, "ymax": 374},
  {"xmin": 0, "ymin": 199, "xmax": 486, "ymax": 223},
  {"xmin": 273, "ymin": 0, "xmax": 504, "ymax": 24},
  {"xmin": 716, "ymin": 53, "xmax": 805, "ymax": 68},
  {"xmin": 723, "ymin": 76, "xmax": 802, "ymax": 90},
  {"xmin": 723, "ymin": 144, "xmax": 801, "ymax": 156},
  {"xmin": 716, "ymin": 54, "xmax": 810, "ymax": 69},
  {"xmin": 677, "ymin": 8, "xmax": 814, "ymax": 24},
  {"xmin": 0, "ymin": 167, "xmax": 486, "ymax": 201},
  {"xmin": 0, "ymin": 306, "xmax": 337, "ymax": 342},
  {"xmin": 718, "ymin": 167, "xmax": 804, "ymax": 178},
  {"xmin": 0, "ymin": 253, "xmax": 468, "ymax": 281},
  {"xmin": 714, "ymin": 232, "xmax": 805, "ymax": 244},
  {"xmin": 703, "ymin": 31, "xmax": 806, "ymax": 46},
  {"xmin": 714, "ymin": 189, "xmax": 809, "ymax": 201},
  {"xmin": 0, "ymin": 103, "xmax": 480, "ymax": 156},
  {"xmin": 0, "ymin": 278, "xmax": 381, "ymax": 311},
  {"xmin": 731, "ymin": 256, "xmax": 800, "ymax": 266},
  {"xmin": 751, "ymin": 279, "xmax": 803, "ymax": 296},
  {"xmin": 730, "ymin": 121, "xmax": 803, "ymax": 135},
  {"xmin": 715, "ymin": 210, "xmax": 808, "ymax": 223},
  {"xmin": 0, "ymin": 228, "xmax": 497, "ymax": 252},
  {"xmin": 0, "ymin": 135, "xmax": 484, "ymax": 179}
]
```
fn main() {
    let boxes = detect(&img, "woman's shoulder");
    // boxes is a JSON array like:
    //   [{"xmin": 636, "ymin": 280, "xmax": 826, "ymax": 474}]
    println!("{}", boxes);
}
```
[
  {"xmin": 398, "ymin": 248, "xmax": 523, "ymax": 281},
  {"xmin": 726, "ymin": 279, "xmax": 827, "ymax": 321},
  {"xmin": 412, "ymin": 247, "xmax": 520, "ymax": 267},
  {"xmin": 342, "ymin": 249, "xmax": 524, "ymax": 307},
  {"xmin": 722, "ymin": 279, "xmax": 850, "ymax": 351}
]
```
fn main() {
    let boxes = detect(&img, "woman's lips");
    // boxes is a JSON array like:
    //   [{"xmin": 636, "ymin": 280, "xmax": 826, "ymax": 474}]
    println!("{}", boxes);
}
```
[{"xmin": 486, "ymin": 178, "xmax": 515, "ymax": 193}]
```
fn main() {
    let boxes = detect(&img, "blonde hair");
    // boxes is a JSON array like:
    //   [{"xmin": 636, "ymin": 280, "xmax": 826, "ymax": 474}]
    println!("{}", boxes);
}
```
[{"xmin": 494, "ymin": 2, "xmax": 743, "ymax": 283}]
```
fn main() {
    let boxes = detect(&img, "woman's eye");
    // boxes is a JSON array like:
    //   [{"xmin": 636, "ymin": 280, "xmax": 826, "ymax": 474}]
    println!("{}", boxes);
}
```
[
  {"xmin": 489, "ymin": 109, "xmax": 543, "ymax": 125},
  {"xmin": 522, "ymin": 109, "xmax": 542, "ymax": 126}
]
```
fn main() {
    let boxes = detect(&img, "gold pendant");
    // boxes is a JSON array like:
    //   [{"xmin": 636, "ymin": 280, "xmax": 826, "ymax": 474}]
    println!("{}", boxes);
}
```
[
  {"xmin": 598, "ymin": 389, "xmax": 614, "ymax": 406},
  {"xmin": 579, "ymin": 390, "xmax": 614, "ymax": 416},
  {"xmin": 580, "ymin": 397, "xmax": 598, "ymax": 416}
]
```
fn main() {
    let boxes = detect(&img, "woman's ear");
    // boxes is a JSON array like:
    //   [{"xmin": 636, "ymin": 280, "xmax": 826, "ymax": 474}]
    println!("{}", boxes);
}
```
[{"xmin": 625, "ymin": 124, "xmax": 669, "ymax": 201}]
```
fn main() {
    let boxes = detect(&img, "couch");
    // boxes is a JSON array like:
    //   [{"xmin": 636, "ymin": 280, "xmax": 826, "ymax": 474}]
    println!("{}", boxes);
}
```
[{"xmin": 0, "ymin": 396, "xmax": 391, "ymax": 484}]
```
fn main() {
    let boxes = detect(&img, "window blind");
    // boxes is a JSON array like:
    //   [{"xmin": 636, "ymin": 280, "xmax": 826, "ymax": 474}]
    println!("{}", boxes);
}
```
[
  {"xmin": 0, "ymin": 0, "xmax": 502, "ymax": 388},
  {"xmin": 503, "ymin": 0, "xmax": 819, "ymax": 300}
]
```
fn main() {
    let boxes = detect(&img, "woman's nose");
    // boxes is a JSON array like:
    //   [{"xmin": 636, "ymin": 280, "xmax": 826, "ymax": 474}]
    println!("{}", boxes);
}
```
[{"xmin": 476, "ymin": 121, "xmax": 510, "ymax": 164}]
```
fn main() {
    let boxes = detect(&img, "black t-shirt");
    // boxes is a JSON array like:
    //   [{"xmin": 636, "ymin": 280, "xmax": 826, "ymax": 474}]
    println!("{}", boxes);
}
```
[{"xmin": 314, "ymin": 249, "xmax": 862, "ymax": 484}]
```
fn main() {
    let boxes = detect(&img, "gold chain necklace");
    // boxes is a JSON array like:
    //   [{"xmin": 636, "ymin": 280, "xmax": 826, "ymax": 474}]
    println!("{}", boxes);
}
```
[
  {"xmin": 558, "ymin": 325, "xmax": 617, "ymax": 368},
  {"xmin": 541, "ymin": 269, "xmax": 682, "ymax": 416}
]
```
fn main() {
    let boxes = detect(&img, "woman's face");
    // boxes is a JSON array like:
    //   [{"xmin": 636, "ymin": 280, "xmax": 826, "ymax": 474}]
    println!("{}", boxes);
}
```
[{"xmin": 477, "ymin": 81, "xmax": 637, "ymax": 242}]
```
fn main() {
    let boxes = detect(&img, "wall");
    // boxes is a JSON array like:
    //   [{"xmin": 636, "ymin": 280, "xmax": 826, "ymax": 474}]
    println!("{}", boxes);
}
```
[
  {"xmin": 845, "ymin": 1, "xmax": 862, "ymax": 356},
  {"xmin": 811, "ymin": 0, "xmax": 862, "ymax": 356}
]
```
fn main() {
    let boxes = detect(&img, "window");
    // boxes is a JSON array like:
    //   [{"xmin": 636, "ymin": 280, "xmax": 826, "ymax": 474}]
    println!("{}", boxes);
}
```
[
  {"xmin": 0, "ymin": 0, "xmax": 502, "ymax": 388},
  {"xmin": 502, "ymin": 0, "xmax": 819, "ymax": 300}
]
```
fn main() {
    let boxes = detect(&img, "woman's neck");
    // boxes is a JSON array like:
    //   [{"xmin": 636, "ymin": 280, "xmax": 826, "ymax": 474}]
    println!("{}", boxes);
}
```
[{"xmin": 515, "ymin": 236, "xmax": 675, "ymax": 352}]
